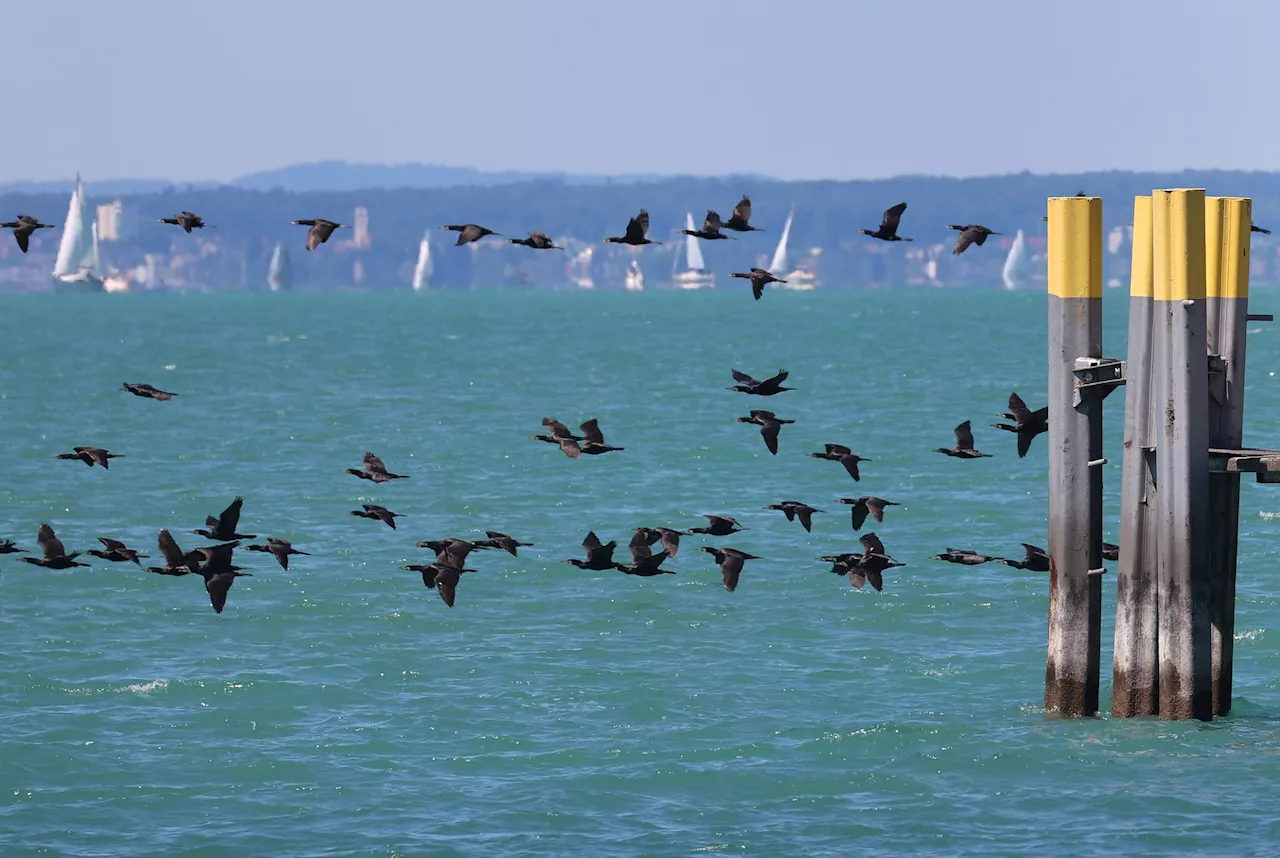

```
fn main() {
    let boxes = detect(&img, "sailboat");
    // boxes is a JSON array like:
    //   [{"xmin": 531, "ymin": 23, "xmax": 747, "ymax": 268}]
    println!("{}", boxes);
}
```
[
  {"xmin": 625, "ymin": 258, "xmax": 644, "ymax": 292},
  {"xmin": 772, "ymin": 208, "xmax": 817, "ymax": 290},
  {"xmin": 267, "ymin": 241, "xmax": 292, "ymax": 291},
  {"xmin": 1001, "ymin": 229, "xmax": 1030, "ymax": 290},
  {"xmin": 672, "ymin": 212, "xmax": 715, "ymax": 289},
  {"xmin": 52, "ymin": 174, "xmax": 105, "ymax": 293},
  {"xmin": 411, "ymin": 230, "xmax": 432, "ymax": 291}
]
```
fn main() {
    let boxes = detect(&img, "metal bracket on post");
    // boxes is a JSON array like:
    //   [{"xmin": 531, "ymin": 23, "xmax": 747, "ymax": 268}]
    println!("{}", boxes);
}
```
[{"xmin": 1072, "ymin": 357, "xmax": 1126, "ymax": 407}]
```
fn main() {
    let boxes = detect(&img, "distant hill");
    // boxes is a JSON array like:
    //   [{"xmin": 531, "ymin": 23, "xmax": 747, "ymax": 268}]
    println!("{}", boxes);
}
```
[{"xmin": 0, "ymin": 178, "xmax": 221, "ymax": 195}]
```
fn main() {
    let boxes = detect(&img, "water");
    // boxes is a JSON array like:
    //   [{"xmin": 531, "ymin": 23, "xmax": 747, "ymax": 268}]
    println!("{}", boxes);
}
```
[{"xmin": 3, "ymin": 288, "xmax": 1280, "ymax": 856}]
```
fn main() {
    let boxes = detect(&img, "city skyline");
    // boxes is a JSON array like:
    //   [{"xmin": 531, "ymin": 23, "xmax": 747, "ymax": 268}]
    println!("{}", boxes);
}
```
[{"xmin": 0, "ymin": 0, "xmax": 1273, "ymax": 185}]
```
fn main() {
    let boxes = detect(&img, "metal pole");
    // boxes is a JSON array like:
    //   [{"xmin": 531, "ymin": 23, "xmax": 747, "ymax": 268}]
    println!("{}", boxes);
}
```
[
  {"xmin": 1206, "ymin": 196, "xmax": 1252, "ymax": 716},
  {"xmin": 1151, "ymin": 188, "xmax": 1213, "ymax": 721},
  {"xmin": 1112, "ymin": 195, "xmax": 1158, "ymax": 717},
  {"xmin": 1045, "ymin": 195, "xmax": 1104, "ymax": 717}
]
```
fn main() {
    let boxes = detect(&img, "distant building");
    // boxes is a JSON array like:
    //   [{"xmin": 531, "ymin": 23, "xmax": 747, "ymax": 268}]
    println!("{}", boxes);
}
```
[
  {"xmin": 96, "ymin": 200, "xmax": 133, "ymax": 241},
  {"xmin": 353, "ymin": 206, "xmax": 371, "ymax": 248}
]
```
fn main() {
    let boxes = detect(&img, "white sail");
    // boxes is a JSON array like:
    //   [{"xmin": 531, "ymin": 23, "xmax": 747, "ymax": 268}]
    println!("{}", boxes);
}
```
[
  {"xmin": 625, "ymin": 259, "xmax": 644, "ymax": 292},
  {"xmin": 684, "ymin": 212, "xmax": 706, "ymax": 271},
  {"xmin": 1001, "ymin": 229, "xmax": 1029, "ymax": 290},
  {"xmin": 770, "ymin": 210, "xmax": 793, "ymax": 273},
  {"xmin": 411, "ymin": 230, "xmax": 432, "ymax": 291},
  {"xmin": 53, "ymin": 175, "xmax": 95, "ymax": 279},
  {"xmin": 88, "ymin": 222, "xmax": 101, "ymax": 273},
  {"xmin": 268, "ymin": 242, "xmax": 292, "ymax": 291}
]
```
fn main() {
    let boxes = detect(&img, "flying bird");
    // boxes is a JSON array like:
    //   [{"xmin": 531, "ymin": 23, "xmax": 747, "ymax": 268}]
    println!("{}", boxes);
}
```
[
  {"xmin": 701, "ymin": 546, "xmax": 758, "ymax": 592},
  {"xmin": 613, "ymin": 547, "xmax": 673, "ymax": 577},
  {"xmin": 1252, "ymin": 225, "xmax": 1271, "ymax": 234},
  {"xmin": 727, "ymin": 368, "xmax": 792, "ymax": 396},
  {"xmin": 0, "ymin": 539, "xmax": 25, "ymax": 554},
  {"xmin": 475, "ymin": 531, "xmax": 533, "ymax": 557},
  {"xmin": 415, "ymin": 537, "xmax": 488, "ymax": 567},
  {"xmin": 19, "ymin": 524, "xmax": 89, "ymax": 569},
  {"xmin": 146, "ymin": 529, "xmax": 203, "ymax": 576},
  {"xmin": 730, "ymin": 268, "xmax": 786, "ymax": 300},
  {"xmin": 53, "ymin": 446, "xmax": 122, "ymax": 469},
  {"xmin": 764, "ymin": 501, "xmax": 823, "ymax": 532},
  {"xmin": 935, "ymin": 421, "xmax": 992, "ymax": 459},
  {"xmin": 835, "ymin": 496, "xmax": 899, "ymax": 531},
  {"xmin": 196, "ymin": 542, "xmax": 251, "ymax": 614},
  {"xmin": 577, "ymin": 418, "xmax": 624, "ymax": 455},
  {"xmin": 820, "ymin": 533, "xmax": 904, "ymax": 590},
  {"xmin": 688, "ymin": 514, "xmax": 744, "ymax": 537},
  {"xmin": 682, "ymin": 210, "xmax": 735, "ymax": 241},
  {"xmin": 443, "ymin": 223, "xmax": 499, "ymax": 246},
  {"xmin": 1103, "ymin": 542, "xmax": 1120, "ymax": 561},
  {"xmin": 949, "ymin": 224, "xmax": 1000, "ymax": 255},
  {"xmin": 158, "ymin": 211, "xmax": 212, "ymax": 232},
  {"xmin": 860, "ymin": 202, "xmax": 912, "ymax": 242},
  {"xmin": 995, "ymin": 543, "xmax": 1049, "ymax": 571},
  {"xmin": 736, "ymin": 409, "xmax": 794, "ymax": 456},
  {"xmin": 634, "ymin": 527, "xmax": 686, "ymax": 559},
  {"xmin": 991, "ymin": 392, "xmax": 1048, "ymax": 458},
  {"xmin": 605, "ymin": 210, "xmax": 662, "ymax": 246},
  {"xmin": 532, "ymin": 417, "xmax": 583, "ymax": 458},
  {"xmin": 404, "ymin": 561, "xmax": 475, "ymax": 607},
  {"xmin": 722, "ymin": 196, "xmax": 763, "ymax": 232},
  {"xmin": 350, "ymin": 504, "xmax": 401, "ymax": 529},
  {"xmin": 933, "ymin": 548, "xmax": 997, "ymax": 566},
  {"xmin": 564, "ymin": 531, "xmax": 619, "ymax": 570},
  {"xmin": 810, "ymin": 444, "xmax": 870, "ymax": 481},
  {"xmin": 292, "ymin": 218, "xmax": 350, "ymax": 251},
  {"xmin": 507, "ymin": 232, "xmax": 560, "ymax": 249},
  {"xmin": 121, "ymin": 382, "xmax": 178, "ymax": 401},
  {"xmin": 193, "ymin": 496, "xmax": 256, "ymax": 541},
  {"xmin": 2, "ymin": 215, "xmax": 55, "ymax": 252},
  {"xmin": 346, "ymin": 451, "xmax": 409, "ymax": 483},
  {"xmin": 87, "ymin": 537, "xmax": 147, "ymax": 565},
  {"xmin": 246, "ymin": 538, "xmax": 310, "ymax": 570}
]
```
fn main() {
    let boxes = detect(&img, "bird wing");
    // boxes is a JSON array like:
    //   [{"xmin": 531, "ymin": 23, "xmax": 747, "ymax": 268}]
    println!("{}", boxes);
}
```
[
  {"xmin": 98, "ymin": 537, "xmax": 127, "ymax": 552},
  {"xmin": 763, "ymin": 369, "xmax": 789, "ymax": 386},
  {"xmin": 558, "ymin": 437, "xmax": 582, "ymax": 458},
  {"xmin": 1022, "ymin": 543, "xmax": 1048, "ymax": 559},
  {"xmin": 732, "ymin": 196, "xmax": 752, "ymax": 226},
  {"xmin": 954, "ymin": 420, "xmax": 977, "ymax": 450},
  {"xmin": 84, "ymin": 447, "xmax": 112, "ymax": 467},
  {"xmin": 850, "ymin": 502, "xmax": 869, "ymax": 532},
  {"xmin": 628, "ymin": 530, "xmax": 654, "ymax": 561},
  {"xmin": 720, "ymin": 554, "xmax": 745, "ymax": 592},
  {"xmin": 459, "ymin": 225, "xmax": 483, "ymax": 244},
  {"xmin": 377, "ymin": 509, "xmax": 398, "ymax": 528},
  {"xmin": 583, "ymin": 531, "xmax": 603, "ymax": 553},
  {"xmin": 218, "ymin": 496, "xmax": 245, "ymax": 534},
  {"xmin": 731, "ymin": 368, "xmax": 759, "ymax": 385},
  {"xmin": 269, "ymin": 543, "xmax": 291, "ymax": 569},
  {"xmin": 1017, "ymin": 431, "xmax": 1033, "ymax": 458},
  {"xmin": 760, "ymin": 421, "xmax": 781, "ymax": 455},
  {"xmin": 38, "ymin": 523, "xmax": 66, "ymax": 559},
  {"xmin": 623, "ymin": 211, "xmax": 647, "ymax": 242},
  {"xmin": 839, "ymin": 455, "xmax": 862, "ymax": 481},
  {"xmin": 860, "ymin": 532, "xmax": 887, "ymax": 555},
  {"xmin": 880, "ymin": 202, "xmax": 907, "ymax": 232},
  {"xmin": 825, "ymin": 443, "xmax": 851, "ymax": 456},
  {"xmin": 579, "ymin": 419, "xmax": 605, "ymax": 445},
  {"xmin": 363, "ymin": 451, "xmax": 390, "ymax": 474},
  {"xmin": 796, "ymin": 506, "xmax": 816, "ymax": 532},
  {"xmin": 659, "ymin": 530, "xmax": 681, "ymax": 558},
  {"xmin": 865, "ymin": 569, "xmax": 884, "ymax": 592},
  {"xmin": 205, "ymin": 574, "xmax": 233, "ymax": 613},
  {"xmin": 1008, "ymin": 392, "xmax": 1032, "ymax": 424},
  {"xmin": 866, "ymin": 498, "xmax": 888, "ymax": 523},
  {"xmin": 543, "ymin": 418, "xmax": 575, "ymax": 439},
  {"xmin": 434, "ymin": 567, "xmax": 461, "ymax": 607},
  {"xmin": 157, "ymin": 529, "xmax": 187, "ymax": 567},
  {"xmin": 703, "ymin": 210, "xmax": 724, "ymax": 232},
  {"xmin": 14, "ymin": 224, "xmax": 32, "ymax": 253},
  {"xmin": 953, "ymin": 229, "xmax": 977, "ymax": 255}
]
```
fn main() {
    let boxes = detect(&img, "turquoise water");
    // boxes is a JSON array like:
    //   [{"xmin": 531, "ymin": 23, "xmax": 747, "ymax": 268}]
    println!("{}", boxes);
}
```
[{"xmin": 4, "ymin": 288, "xmax": 1280, "ymax": 856}]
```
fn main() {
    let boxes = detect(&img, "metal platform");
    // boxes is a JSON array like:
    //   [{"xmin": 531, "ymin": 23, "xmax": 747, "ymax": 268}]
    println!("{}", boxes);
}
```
[{"xmin": 1208, "ymin": 448, "xmax": 1280, "ymax": 482}]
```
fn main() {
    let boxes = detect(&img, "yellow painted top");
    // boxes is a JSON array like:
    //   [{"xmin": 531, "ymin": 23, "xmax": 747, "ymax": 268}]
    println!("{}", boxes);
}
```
[
  {"xmin": 1207, "ymin": 196, "xmax": 1252, "ymax": 299},
  {"xmin": 1152, "ymin": 189, "xmax": 1206, "ymax": 302},
  {"xmin": 1130, "ymin": 196, "xmax": 1152, "ymax": 298},
  {"xmin": 1046, "ymin": 196, "xmax": 1102, "ymax": 298}
]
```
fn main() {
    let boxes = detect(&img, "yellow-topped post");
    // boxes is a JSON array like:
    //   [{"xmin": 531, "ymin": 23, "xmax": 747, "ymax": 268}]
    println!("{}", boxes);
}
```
[
  {"xmin": 1151, "ymin": 188, "xmax": 1212, "ymax": 721},
  {"xmin": 1206, "ymin": 196, "xmax": 1252, "ymax": 715},
  {"xmin": 1113, "ymin": 195, "xmax": 1159, "ymax": 717},
  {"xmin": 1045, "ymin": 195, "xmax": 1104, "ymax": 717}
]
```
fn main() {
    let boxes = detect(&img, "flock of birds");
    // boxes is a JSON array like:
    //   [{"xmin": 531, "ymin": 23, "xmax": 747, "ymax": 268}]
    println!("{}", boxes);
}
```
[{"xmin": 3, "ymin": 193, "xmax": 1134, "ymax": 612}]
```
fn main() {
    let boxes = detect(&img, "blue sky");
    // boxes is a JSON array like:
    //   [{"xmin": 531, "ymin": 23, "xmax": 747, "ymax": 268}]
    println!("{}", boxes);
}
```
[{"xmin": 0, "ymin": 0, "xmax": 1271, "ymax": 183}]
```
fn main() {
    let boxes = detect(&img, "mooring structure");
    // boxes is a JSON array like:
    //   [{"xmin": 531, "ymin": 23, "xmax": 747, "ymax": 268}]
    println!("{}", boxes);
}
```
[{"xmin": 1045, "ymin": 190, "xmax": 1277, "ymax": 720}]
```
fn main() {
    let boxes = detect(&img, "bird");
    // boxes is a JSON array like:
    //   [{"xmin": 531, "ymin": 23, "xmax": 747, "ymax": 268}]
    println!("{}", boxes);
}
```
[
  {"xmin": 689, "ymin": 515, "xmax": 744, "ymax": 536},
  {"xmin": 727, "ymin": 368, "xmax": 793, "ymax": 396},
  {"xmin": 196, "ymin": 542, "xmax": 251, "ymax": 614},
  {"xmin": 764, "ymin": 501, "xmax": 823, "ymax": 532},
  {"xmin": 627, "ymin": 529, "xmax": 656, "ymax": 561},
  {"xmin": 158, "ymin": 211, "xmax": 211, "ymax": 233},
  {"xmin": 577, "ymin": 418, "xmax": 624, "ymax": 455},
  {"xmin": 477, "ymin": 531, "xmax": 533, "ymax": 557},
  {"xmin": 736, "ymin": 409, "xmax": 794, "ymax": 456},
  {"xmin": 19, "ymin": 524, "xmax": 89, "ymax": 569},
  {"xmin": 146, "ymin": 529, "xmax": 203, "ymax": 576},
  {"xmin": 634, "ymin": 527, "xmax": 686, "ymax": 559},
  {"xmin": 809, "ymin": 444, "xmax": 871, "ymax": 481},
  {"xmin": 821, "ymin": 533, "xmax": 903, "ymax": 590},
  {"xmin": 346, "ymin": 451, "xmax": 409, "ymax": 483},
  {"xmin": 722, "ymin": 196, "xmax": 762, "ymax": 232},
  {"xmin": 995, "ymin": 543, "xmax": 1049, "ymax": 571},
  {"xmin": 933, "ymin": 548, "xmax": 997, "ymax": 566},
  {"xmin": 415, "ymin": 537, "xmax": 487, "ymax": 568},
  {"xmin": 949, "ymin": 224, "xmax": 1000, "ymax": 255},
  {"xmin": 121, "ymin": 382, "xmax": 178, "ymax": 401},
  {"xmin": 730, "ymin": 268, "xmax": 787, "ymax": 300},
  {"xmin": 53, "ymin": 446, "xmax": 122, "ymax": 469},
  {"xmin": 701, "ymin": 546, "xmax": 758, "ymax": 592},
  {"xmin": 605, "ymin": 210, "xmax": 662, "ymax": 245},
  {"xmin": 1103, "ymin": 542, "xmax": 1120, "ymax": 561},
  {"xmin": 681, "ymin": 210, "xmax": 735, "ymax": 241},
  {"xmin": 935, "ymin": 421, "xmax": 992, "ymax": 459},
  {"xmin": 292, "ymin": 218, "xmax": 350, "ymax": 251},
  {"xmin": 991, "ymin": 392, "xmax": 1048, "ymax": 458},
  {"xmin": 2, "ymin": 215, "xmax": 55, "ymax": 252},
  {"xmin": 87, "ymin": 537, "xmax": 147, "ymax": 565},
  {"xmin": 564, "ymin": 531, "xmax": 619, "ymax": 570},
  {"xmin": 835, "ymin": 496, "xmax": 899, "ymax": 531},
  {"xmin": 246, "ymin": 538, "xmax": 310, "ymax": 570},
  {"xmin": 404, "ymin": 561, "xmax": 474, "ymax": 607},
  {"xmin": 1252, "ymin": 225, "xmax": 1271, "ymax": 235},
  {"xmin": 532, "ymin": 418, "xmax": 583, "ymax": 458},
  {"xmin": 0, "ymin": 539, "xmax": 25, "ymax": 554},
  {"xmin": 192, "ymin": 496, "xmax": 256, "ymax": 541},
  {"xmin": 350, "ymin": 504, "xmax": 401, "ymax": 529},
  {"xmin": 860, "ymin": 202, "xmax": 913, "ymax": 242},
  {"xmin": 613, "ymin": 547, "xmax": 673, "ymax": 577},
  {"xmin": 507, "ymin": 232, "xmax": 560, "ymax": 250},
  {"xmin": 443, "ymin": 223, "xmax": 499, "ymax": 246}
]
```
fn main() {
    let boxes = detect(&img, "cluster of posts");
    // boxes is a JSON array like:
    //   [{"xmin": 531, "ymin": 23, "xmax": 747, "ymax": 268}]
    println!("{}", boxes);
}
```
[{"xmin": 1045, "ymin": 190, "xmax": 1276, "ymax": 720}]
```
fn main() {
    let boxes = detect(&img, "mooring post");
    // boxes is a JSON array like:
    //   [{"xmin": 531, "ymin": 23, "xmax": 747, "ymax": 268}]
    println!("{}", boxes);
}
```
[
  {"xmin": 1113, "ymin": 195, "xmax": 1158, "ymax": 717},
  {"xmin": 1045, "ymin": 195, "xmax": 1104, "ymax": 716},
  {"xmin": 1151, "ymin": 188, "xmax": 1213, "ymax": 721},
  {"xmin": 1205, "ymin": 196, "xmax": 1252, "ymax": 716}
]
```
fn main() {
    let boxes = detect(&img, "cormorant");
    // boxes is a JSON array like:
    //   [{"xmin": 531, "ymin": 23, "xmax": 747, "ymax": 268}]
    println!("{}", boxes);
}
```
[
  {"xmin": 443, "ymin": 223, "xmax": 500, "ymax": 246},
  {"xmin": 1103, "ymin": 542, "xmax": 1120, "ymax": 561},
  {"xmin": 701, "ymin": 546, "xmax": 758, "ymax": 592},
  {"xmin": 689, "ymin": 514, "xmax": 744, "ymax": 536},
  {"xmin": 121, "ymin": 382, "xmax": 178, "ymax": 401},
  {"xmin": 415, "ymin": 537, "xmax": 487, "ymax": 567},
  {"xmin": 197, "ymin": 542, "xmax": 251, "ymax": 614},
  {"xmin": 158, "ymin": 212, "xmax": 211, "ymax": 233},
  {"xmin": 507, "ymin": 232, "xmax": 560, "ymax": 249},
  {"xmin": 346, "ymin": 451, "xmax": 409, "ymax": 483},
  {"xmin": 578, "ymin": 418, "xmax": 624, "ymax": 455},
  {"xmin": 634, "ymin": 526, "xmax": 686, "ymax": 558},
  {"xmin": 736, "ymin": 409, "xmax": 794, "ymax": 455},
  {"xmin": 614, "ymin": 547, "xmax": 673, "ymax": 577},
  {"xmin": 88, "ymin": 537, "xmax": 147, "ymax": 565},
  {"xmin": 949, "ymin": 224, "xmax": 1000, "ymax": 255},
  {"xmin": 193, "ymin": 496, "xmax": 256, "ymax": 541},
  {"xmin": 292, "ymin": 218, "xmax": 350, "ymax": 251},
  {"xmin": 53, "ymin": 446, "xmax": 122, "ymax": 469},
  {"xmin": 935, "ymin": 421, "xmax": 992, "ymax": 459},
  {"xmin": 477, "ymin": 531, "xmax": 533, "ymax": 557},
  {"xmin": 2, "ymin": 215, "xmax": 55, "ymax": 252},
  {"xmin": 764, "ymin": 501, "xmax": 823, "ymax": 532},
  {"xmin": 532, "ymin": 417, "xmax": 583, "ymax": 458},
  {"xmin": 809, "ymin": 444, "xmax": 870, "ymax": 481},
  {"xmin": 404, "ymin": 561, "xmax": 474, "ymax": 607},
  {"xmin": 835, "ymin": 496, "xmax": 898, "ymax": 531},
  {"xmin": 991, "ymin": 391, "xmax": 1048, "ymax": 458},
  {"xmin": 0, "ymin": 538, "xmax": 24, "ymax": 554},
  {"xmin": 722, "ymin": 196, "xmax": 762, "ymax": 232},
  {"xmin": 681, "ymin": 210, "xmax": 735, "ymax": 241},
  {"xmin": 19, "ymin": 524, "xmax": 89, "ymax": 569},
  {"xmin": 605, "ymin": 210, "xmax": 662, "ymax": 245},
  {"xmin": 727, "ymin": 368, "xmax": 792, "ymax": 396},
  {"xmin": 860, "ymin": 202, "xmax": 912, "ymax": 242},
  {"xmin": 246, "ymin": 538, "xmax": 310, "ymax": 570},
  {"xmin": 995, "ymin": 543, "xmax": 1049, "ymax": 571},
  {"xmin": 146, "ymin": 529, "xmax": 203, "ymax": 576},
  {"xmin": 350, "ymin": 504, "xmax": 401, "ymax": 529},
  {"xmin": 933, "ymin": 548, "xmax": 996, "ymax": 566},
  {"xmin": 564, "ymin": 531, "xmax": 619, "ymax": 570},
  {"xmin": 730, "ymin": 268, "xmax": 786, "ymax": 300}
]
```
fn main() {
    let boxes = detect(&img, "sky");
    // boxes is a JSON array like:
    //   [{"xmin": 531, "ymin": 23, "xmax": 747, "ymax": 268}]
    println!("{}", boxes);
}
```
[{"xmin": 1, "ymin": 0, "xmax": 1274, "ymax": 184}]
